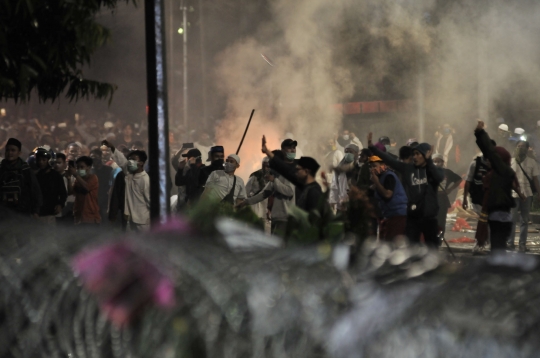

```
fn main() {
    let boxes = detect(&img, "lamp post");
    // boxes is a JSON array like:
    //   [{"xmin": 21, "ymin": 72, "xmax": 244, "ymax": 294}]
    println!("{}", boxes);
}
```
[
  {"xmin": 181, "ymin": 0, "xmax": 188, "ymax": 138},
  {"xmin": 145, "ymin": 0, "xmax": 171, "ymax": 223}
]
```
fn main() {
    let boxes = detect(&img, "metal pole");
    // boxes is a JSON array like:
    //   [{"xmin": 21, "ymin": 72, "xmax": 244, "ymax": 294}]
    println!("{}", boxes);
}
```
[
  {"xmin": 145, "ymin": 0, "xmax": 171, "ymax": 224},
  {"xmin": 182, "ymin": 1, "xmax": 188, "ymax": 137},
  {"xmin": 167, "ymin": 0, "xmax": 175, "ymax": 128},
  {"xmin": 198, "ymin": 0, "xmax": 208, "ymax": 127}
]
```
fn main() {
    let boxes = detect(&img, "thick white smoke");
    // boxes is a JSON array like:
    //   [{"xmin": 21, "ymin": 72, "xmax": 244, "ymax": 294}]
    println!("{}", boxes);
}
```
[{"xmin": 213, "ymin": 0, "xmax": 540, "ymax": 178}]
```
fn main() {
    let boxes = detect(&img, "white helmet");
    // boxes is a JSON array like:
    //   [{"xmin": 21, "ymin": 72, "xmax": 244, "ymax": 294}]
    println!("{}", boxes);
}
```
[
  {"xmin": 514, "ymin": 127, "xmax": 525, "ymax": 135},
  {"xmin": 498, "ymin": 124, "xmax": 509, "ymax": 132}
]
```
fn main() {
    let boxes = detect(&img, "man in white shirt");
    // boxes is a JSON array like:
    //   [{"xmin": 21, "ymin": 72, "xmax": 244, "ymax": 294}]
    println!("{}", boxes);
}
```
[
  {"xmin": 508, "ymin": 140, "xmax": 540, "ymax": 252},
  {"xmin": 203, "ymin": 154, "xmax": 246, "ymax": 205},
  {"xmin": 103, "ymin": 140, "xmax": 151, "ymax": 231}
]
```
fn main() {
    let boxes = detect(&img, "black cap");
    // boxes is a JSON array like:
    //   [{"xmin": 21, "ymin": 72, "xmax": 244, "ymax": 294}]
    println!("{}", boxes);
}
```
[
  {"xmin": 182, "ymin": 148, "xmax": 202, "ymax": 158},
  {"xmin": 297, "ymin": 156, "xmax": 320, "ymax": 175},
  {"xmin": 281, "ymin": 139, "xmax": 298, "ymax": 148},
  {"xmin": 210, "ymin": 146, "xmax": 224, "ymax": 153},
  {"xmin": 35, "ymin": 147, "xmax": 51, "ymax": 158},
  {"xmin": 6, "ymin": 138, "xmax": 21, "ymax": 150}
]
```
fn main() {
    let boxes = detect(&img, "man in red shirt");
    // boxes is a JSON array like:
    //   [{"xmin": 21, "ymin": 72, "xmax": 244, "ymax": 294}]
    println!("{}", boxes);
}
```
[{"xmin": 68, "ymin": 156, "xmax": 101, "ymax": 226}]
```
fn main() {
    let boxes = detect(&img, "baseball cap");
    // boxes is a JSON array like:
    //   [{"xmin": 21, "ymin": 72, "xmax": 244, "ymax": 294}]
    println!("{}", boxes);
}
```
[
  {"xmin": 297, "ymin": 157, "xmax": 320, "ymax": 174},
  {"xmin": 281, "ymin": 139, "xmax": 298, "ymax": 148},
  {"xmin": 368, "ymin": 156, "xmax": 383, "ymax": 162}
]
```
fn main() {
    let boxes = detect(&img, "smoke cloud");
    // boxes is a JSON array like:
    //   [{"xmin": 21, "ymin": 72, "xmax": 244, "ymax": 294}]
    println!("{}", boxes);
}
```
[{"xmin": 212, "ymin": 0, "xmax": 540, "ymax": 178}]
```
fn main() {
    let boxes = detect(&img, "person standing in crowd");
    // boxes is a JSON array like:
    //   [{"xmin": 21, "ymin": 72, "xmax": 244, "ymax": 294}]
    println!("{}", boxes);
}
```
[
  {"xmin": 118, "ymin": 124, "xmax": 138, "ymax": 149},
  {"xmin": 369, "ymin": 155, "xmax": 408, "ymax": 241},
  {"xmin": 433, "ymin": 153, "xmax": 462, "ymax": 237},
  {"xmin": 508, "ymin": 140, "xmax": 540, "ymax": 252},
  {"xmin": 336, "ymin": 129, "xmax": 363, "ymax": 151},
  {"xmin": 104, "ymin": 140, "xmax": 151, "ymax": 231},
  {"xmin": 35, "ymin": 148, "xmax": 67, "ymax": 225},
  {"xmin": 64, "ymin": 142, "xmax": 82, "ymax": 162},
  {"xmin": 329, "ymin": 144, "xmax": 360, "ymax": 212},
  {"xmin": 171, "ymin": 143, "xmax": 194, "ymax": 211},
  {"xmin": 324, "ymin": 138, "xmax": 344, "ymax": 171},
  {"xmin": 175, "ymin": 148, "xmax": 204, "ymax": 205},
  {"xmin": 244, "ymin": 157, "xmax": 271, "ymax": 219},
  {"xmin": 474, "ymin": 121, "xmax": 521, "ymax": 253},
  {"xmin": 239, "ymin": 151, "xmax": 296, "ymax": 236},
  {"xmin": 0, "ymin": 138, "xmax": 42, "ymax": 218},
  {"xmin": 435, "ymin": 124, "xmax": 454, "ymax": 164},
  {"xmin": 108, "ymin": 170, "xmax": 127, "ymax": 232},
  {"xmin": 53, "ymin": 153, "xmax": 75, "ymax": 225},
  {"xmin": 203, "ymin": 154, "xmax": 246, "ymax": 205},
  {"xmin": 528, "ymin": 121, "xmax": 540, "ymax": 164},
  {"xmin": 89, "ymin": 149, "xmax": 113, "ymax": 224},
  {"xmin": 199, "ymin": 145, "xmax": 225, "ymax": 188},
  {"xmin": 68, "ymin": 156, "xmax": 101, "ymax": 226},
  {"xmin": 368, "ymin": 133, "xmax": 444, "ymax": 248},
  {"xmin": 262, "ymin": 136, "xmax": 324, "ymax": 213}
]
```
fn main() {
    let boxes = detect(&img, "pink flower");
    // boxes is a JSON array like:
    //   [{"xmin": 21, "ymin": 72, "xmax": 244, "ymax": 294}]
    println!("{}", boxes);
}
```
[{"xmin": 72, "ymin": 242, "xmax": 176, "ymax": 326}]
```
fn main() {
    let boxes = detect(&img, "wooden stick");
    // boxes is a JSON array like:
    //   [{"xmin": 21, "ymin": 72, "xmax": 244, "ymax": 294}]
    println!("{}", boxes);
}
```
[{"xmin": 236, "ymin": 109, "xmax": 255, "ymax": 155}]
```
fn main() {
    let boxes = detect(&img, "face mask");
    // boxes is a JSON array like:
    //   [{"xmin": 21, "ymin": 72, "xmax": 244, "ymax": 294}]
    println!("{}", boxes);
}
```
[
  {"xmin": 223, "ymin": 162, "xmax": 236, "ymax": 173},
  {"xmin": 515, "ymin": 147, "xmax": 527, "ymax": 162},
  {"xmin": 343, "ymin": 135, "xmax": 350, "ymax": 140},
  {"xmin": 286, "ymin": 152, "xmax": 296, "ymax": 161},
  {"xmin": 127, "ymin": 160, "xmax": 139, "ymax": 173},
  {"xmin": 343, "ymin": 153, "xmax": 354, "ymax": 163},
  {"xmin": 212, "ymin": 159, "xmax": 224, "ymax": 167},
  {"xmin": 77, "ymin": 169, "xmax": 87, "ymax": 177},
  {"xmin": 384, "ymin": 145, "xmax": 391, "ymax": 152},
  {"xmin": 443, "ymin": 128, "xmax": 451, "ymax": 135}
]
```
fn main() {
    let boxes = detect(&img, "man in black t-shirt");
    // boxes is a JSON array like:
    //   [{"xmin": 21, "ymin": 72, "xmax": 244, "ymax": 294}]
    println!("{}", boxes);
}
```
[{"xmin": 433, "ymin": 154, "xmax": 463, "ymax": 235}]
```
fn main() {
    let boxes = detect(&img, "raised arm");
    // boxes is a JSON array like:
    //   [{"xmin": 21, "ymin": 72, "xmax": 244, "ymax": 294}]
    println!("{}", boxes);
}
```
[
  {"xmin": 474, "ymin": 121, "xmax": 513, "ymax": 178},
  {"xmin": 262, "ymin": 135, "xmax": 300, "ymax": 186}
]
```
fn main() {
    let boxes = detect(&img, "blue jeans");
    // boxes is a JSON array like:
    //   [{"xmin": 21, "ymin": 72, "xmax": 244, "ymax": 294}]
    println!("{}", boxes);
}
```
[{"xmin": 507, "ymin": 196, "xmax": 532, "ymax": 247}]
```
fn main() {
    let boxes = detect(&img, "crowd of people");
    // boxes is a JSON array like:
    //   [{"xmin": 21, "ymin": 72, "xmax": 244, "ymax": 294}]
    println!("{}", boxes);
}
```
[{"xmin": 1, "ymin": 111, "xmax": 540, "ymax": 254}]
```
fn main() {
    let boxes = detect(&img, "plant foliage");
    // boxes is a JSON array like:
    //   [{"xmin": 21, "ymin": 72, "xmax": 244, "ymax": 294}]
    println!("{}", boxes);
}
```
[{"xmin": 0, "ymin": 0, "xmax": 136, "ymax": 103}]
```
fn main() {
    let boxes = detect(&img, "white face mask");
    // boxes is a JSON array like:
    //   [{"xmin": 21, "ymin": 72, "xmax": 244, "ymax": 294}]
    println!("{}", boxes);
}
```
[
  {"xmin": 343, "ymin": 135, "xmax": 350, "ymax": 141},
  {"xmin": 127, "ymin": 159, "xmax": 139, "ymax": 173},
  {"xmin": 343, "ymin": 153, "xmax": 355, "ymax": 163},
  {"xmin": 223, "ymin": 162, "xmax": 236, "ymax": 173},
  {"xmin": 77, "ymin": 169, "xmax": 87, "ymax": 177}
]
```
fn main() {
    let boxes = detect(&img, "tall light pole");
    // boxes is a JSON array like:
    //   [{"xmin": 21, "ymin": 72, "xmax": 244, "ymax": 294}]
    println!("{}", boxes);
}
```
[
  {"xmin": 145, "ymin": 0, "xmax": 171, "ymax": 223},
  {"xmin": 181, "ymin": 0, "xmax": 188, "ymax": 137}
]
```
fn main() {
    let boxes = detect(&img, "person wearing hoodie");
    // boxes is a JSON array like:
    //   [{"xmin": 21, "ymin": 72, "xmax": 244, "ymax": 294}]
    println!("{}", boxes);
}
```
[
  {"xmin": 0, "ymin": 138, "xmax": 42, "ymax": 218},
  {"xmin": 238, "ymin": 151, "xmax": 295, "ymax": 236},
  {"xmin": 329, "ymin": 144, "xmax": 360, "ymax": 211},
  {"xmin": 368, "ymin": 133, "xmax": 444, "ymax": 248},
  {"xmin": 474, "ymin": 121, "xmax": 522, "ymax": 253}
]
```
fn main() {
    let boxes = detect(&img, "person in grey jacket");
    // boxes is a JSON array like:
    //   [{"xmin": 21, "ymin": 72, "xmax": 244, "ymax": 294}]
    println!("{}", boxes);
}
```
[
  {"xmin": 368, "ymin": 133, "xmax": 444, "ymax": 248},
  {"xmin": 238, "ymin": 151, "xmax": 295, "ymax": 237}
]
